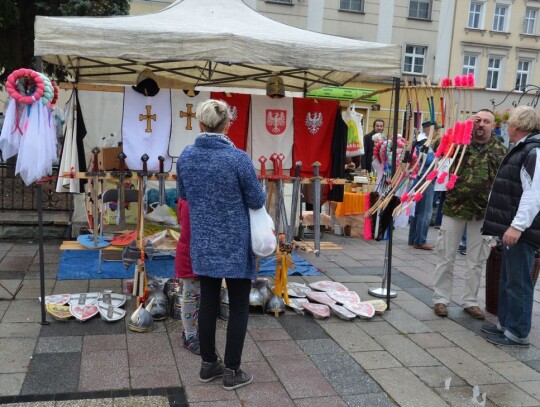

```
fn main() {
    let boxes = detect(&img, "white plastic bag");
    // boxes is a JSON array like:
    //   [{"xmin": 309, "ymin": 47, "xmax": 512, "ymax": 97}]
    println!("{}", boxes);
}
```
[{"xmin": 249, "ymin": 207, "xmax": 276, "ymax": 257}]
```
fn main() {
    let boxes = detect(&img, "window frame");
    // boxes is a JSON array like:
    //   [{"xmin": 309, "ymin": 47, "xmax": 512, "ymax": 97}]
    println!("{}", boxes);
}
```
[
  {"xmin": 468, "ymin": 1, "xmax": 484, "ymax": 29},
  {"xmin": 408, "ymin": 0, "xmax": 432, "ymax": 20},
  {"xmin": 403, "ymin": 45, "xmax": 427, "ymax": 75},
  {"xmin": 462, "ymin": 54, "xmax": 478, "ymax": 77},
  {"xmin": 339, "ymin": 0, "xmax": 364, "ymax": 13},
  {"xmin": 492, "ymin": 4, "xmax": 509, "ymax": 32},
  {"xmin": 515, "ymin": 59, "xmax": 531, "ymax": 92},
  {"xmin": 486, "ymin": 56, "xmax": 503, "ymax": 90},
  {"xmin": 265, "ymin": 0, "xmax": 293, "ymax": 4},
  {"xmin": 523, "ymin": 7, "xmax": 538, "ymax": 35}
]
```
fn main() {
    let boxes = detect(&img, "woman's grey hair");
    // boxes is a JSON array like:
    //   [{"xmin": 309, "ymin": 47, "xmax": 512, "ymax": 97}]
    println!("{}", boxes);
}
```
[
  {"xmin": 196, "ymin": 99, "xmax": 233, "ymax": 133},
  {"xmin": 507, "ymin": 105, "xmax": 540, "ymax": 133}
]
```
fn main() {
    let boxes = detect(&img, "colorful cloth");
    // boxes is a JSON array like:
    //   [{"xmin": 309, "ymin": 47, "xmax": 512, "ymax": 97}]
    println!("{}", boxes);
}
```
[{"xmin": 210, "ymin": 92, "xmax": 250, "ymax": 151}]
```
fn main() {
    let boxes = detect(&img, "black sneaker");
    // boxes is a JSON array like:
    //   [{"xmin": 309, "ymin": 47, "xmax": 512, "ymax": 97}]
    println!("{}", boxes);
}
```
[
  {"xmin": 487, "ymin": 334, "xmax": 529, "ymax": 348},
  {"xmin": 458, "ymin": 245, "xmax": 467, "ymax": 255},
  {"xmin": 222, "ymin": 367, "xmax": 253, "ymax": 390},
  {"xmin": 481, "ymin": 323, "xmax": 504, "ymax": 335},
  {"xmin": 199, "ymin": 361, "xmax": 225, "ymax": 383},
  {"xmin": 183, "ymin": 334, "xmax": 201, "ymax": 355}
]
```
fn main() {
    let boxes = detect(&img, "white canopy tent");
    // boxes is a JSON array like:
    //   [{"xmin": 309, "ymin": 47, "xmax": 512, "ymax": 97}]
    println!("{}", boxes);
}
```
[{"xmin": 34, "ymin": 0, "xmax": 401, "ymax": 91}]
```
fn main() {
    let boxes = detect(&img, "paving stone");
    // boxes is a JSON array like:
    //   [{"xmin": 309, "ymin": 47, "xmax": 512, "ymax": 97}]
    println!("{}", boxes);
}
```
[
  {"xmin": 241, "ymin": 360, "xmax": 278, "ymax": 383},
  {"xmin": 294, "ymin": 395, "xmax": 347, "ymax": 407},
  {"xmin": 355, "ymin": 320, "xmax": 399, "ymax": 337},
  {"xmin": 342, "ymin": 392, "xmax": 398, "ymax": 407},
  {"xmin": 127, "ymin": 332, "xmax": 175, "ymax": 367},
  {"xmin": 481, "ymin": 382, "xmax": 540, "ymax": 407},
  {"xmin": 39, "ymin": 317, "xmax": 125, "ymax": 337},
  {"xmin": 171, "ymin": 335, "xmax": 205, "ymax": 386},
  {"xmin": 52, "ymin": 280, "xmax": 90, "ymax": 294},
  {"xmin": 428, "ymin": 347, "xmax": 507, "ymax": 385},
  {"xmin": 0, "ymin": 256, "xmax": 34, "ymax": 272},
  {"xmin": 278, "ymin": 314, "xmax": 329, "ymax": 340},
  {"xmin": 184, "ymin": 383, "xmax": 238, "ymax": 403},
  {"xmin": 330, "ymin": 275, "xmax": 383, "ymax": 283},
  {"xmin": 248, "ymin": 328, "xmax": 291, "ymax": 341},
  {"xmin": 267, "ymin": 354, "xmax": 337, "ymax": 399},
  {"xmin": 409, "ymin": 366, "xmax": 467, "ymax": 388},
  {"xmin": 247, "ymin": 314, "xmax": 282, "ymax": 330},
  {"xmin": 500, "ymin": 346, "xmax": 540, "ymax": 362},
  {"xmin": 296, "ymin": 338, "xmax": 344, "ymax": 356},
  {"xmin": 423, "ymin": 318, "xmax": 468, "ymax": 332},
  {"xmin": 130, "ymin": 365, "xmax": 181, "ymax": 389},
  {"xmin": 83, "ymin": 334, "xmax": 127, "ymax": 352},
  {"xmin": 350, "ymin": 350, "xmax": 402, "ymax": 370},
  {"xmin": 486, "ymin": 360, "xmax": 540, "ymax": 383},
  {"xmin": 369, "ymin": 367, "xmax": 448, "ymax": 407},
  {"xmin": 35, "ymin": 336, "xmax": 83, "ymax": 353},
  {"xmin": 374, "ymin": 334, "xmax": 440, "ymax": 367},
  {"xmin": 515, "ymin": 380, "xmax": 540, "ymax": 401},
  {"xmin": 441, "ymin": 330, "xmax": 515, "ymax": 363},
  {"xmin": 404, "ymin": 286, "xmax": 439, "ymax": 306},
  {"xmin": 523, "ymin": 359, "xmax": 540, "ymax": 372},
  {"xmin": 381, "ymin": 308, "xmax": 433, "ymax": 334},
  {"xmin": 310, "ymin": 352, "xmax": 381, "ymax": 396},
  {"xmin": 2, "ymin": 299, "xmax": 43, "ymax": 323},
  {"xmin": 0, "ymin": 322, "xmax": 42, "ymax": 338},
  {"xmin": 0, "ymin": 337, "xmax": 36, "ymax": 373},
  {"xmin": 434, "ymin": 386, "xmax": 497, "ymax": 407},
  {"xmin": 21, "ymin": 352, "xmax": 81, "ymax": 395},
  {"xmin": 189, "ymin": 400, "xmax": 241, "ymax": 407},
  {"xmin": 0, "ymin": 373, "xmax": 25, "ymax": 396},
  {"xmin": 78, "ymin": 350, "xmax": 129, "ymax": 392},
  {"xmin": 110, "ymin": 396, "xmax": 170, "ymax": 407},
  {"xmin": 322, "ymin": 322, "xmax": 383, "ymax": 352},
  {"xmin": 392, "ymin": 299, "xmax": 443, "ymax": 321},
  {"xmin": 408, "ymin": 333, "xmax": 456, "ymax": 349},
  {"xmin": 235, "ymin": 381, "xmax": 295, "ymax": 406}
]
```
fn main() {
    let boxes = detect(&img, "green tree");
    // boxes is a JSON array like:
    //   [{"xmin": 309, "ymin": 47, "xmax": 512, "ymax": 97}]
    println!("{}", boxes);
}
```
[{"xmin": 0, "ymin": 0, "xmax": 129, "ymax": 86}]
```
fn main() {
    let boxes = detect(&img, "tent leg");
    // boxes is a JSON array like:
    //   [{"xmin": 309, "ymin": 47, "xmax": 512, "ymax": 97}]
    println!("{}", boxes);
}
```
[{"xmin": 37, "ymin": 184, "xmax": 49, "ymax": 325}]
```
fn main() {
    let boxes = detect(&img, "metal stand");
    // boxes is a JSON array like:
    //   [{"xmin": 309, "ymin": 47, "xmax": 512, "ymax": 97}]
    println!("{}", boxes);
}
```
[{"xmin": 37, "ymin": 183, "xmax": 49, "ymax": 325}]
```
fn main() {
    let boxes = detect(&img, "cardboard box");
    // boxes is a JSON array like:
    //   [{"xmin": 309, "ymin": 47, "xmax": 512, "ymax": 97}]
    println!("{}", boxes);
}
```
[
  {"xmin": 98, "ymin": 147, "xmax": 123, "ymax": 170},
  {"xmin": 104, "ymin": 200, "xmax": 138, "ymax": 225}
]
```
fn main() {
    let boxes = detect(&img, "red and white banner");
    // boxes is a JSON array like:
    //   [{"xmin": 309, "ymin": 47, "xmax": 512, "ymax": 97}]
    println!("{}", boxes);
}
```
[
  {"xmin": 293, "ymin": 98, "xmax": 338, "ymax": 177},
  {"xmin": 250, "ymin": 95, "xmax": 294, "ymax": 171},
  {"xmin": 210, "ymin": 92, "xmax": 250, "ymax": 151}
]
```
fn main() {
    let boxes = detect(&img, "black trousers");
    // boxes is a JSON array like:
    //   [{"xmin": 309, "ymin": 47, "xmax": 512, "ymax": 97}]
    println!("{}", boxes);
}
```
[{"xmin": 198, "ymin": 276, "xmax": 251, "ymax": 371}]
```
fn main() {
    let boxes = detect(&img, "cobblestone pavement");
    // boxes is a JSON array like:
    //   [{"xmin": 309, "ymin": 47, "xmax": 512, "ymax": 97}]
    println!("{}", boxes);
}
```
[{"xmin": 0, "ymin": 226, "xmax": 539, "ymax": 406}]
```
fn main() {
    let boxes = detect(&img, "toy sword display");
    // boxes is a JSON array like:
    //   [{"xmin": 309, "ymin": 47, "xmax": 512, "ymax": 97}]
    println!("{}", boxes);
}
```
[
  {"xmin": 85, "ymin": 147, "xmax": 105, "ymax": 246},
  {"xmin": 156, "ymin": 156, "xmax": 167, "ymax": 206},
  {"xmin": 312, "ymin": 161, "xmax": 322, "ymax": 257},
  {"xmin": 110, "ymin": 152, "xmax": 132, "ymax": 226},
  {"xmin": 138, "ymin": 154, "xmax": 151, "ymax": 215},
  {"xmin": 288, "ymin": 161, "xmax": 302, "ymax": 243}
]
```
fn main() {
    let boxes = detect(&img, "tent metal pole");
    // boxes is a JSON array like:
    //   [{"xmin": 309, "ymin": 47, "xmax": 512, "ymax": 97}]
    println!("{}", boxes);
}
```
[
  {"xmin": 385, "ymin": 76, "xmax": 401, "ymax": 309},
  {"xmin": 35, "ymin": 55, "xmax": 49, "ymax": 325}
]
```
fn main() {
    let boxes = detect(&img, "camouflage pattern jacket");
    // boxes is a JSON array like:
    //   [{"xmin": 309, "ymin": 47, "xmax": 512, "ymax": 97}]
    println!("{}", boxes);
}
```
[{"xmin": 442, "ymin": 136, "xmax": 507, "ymax": 221}]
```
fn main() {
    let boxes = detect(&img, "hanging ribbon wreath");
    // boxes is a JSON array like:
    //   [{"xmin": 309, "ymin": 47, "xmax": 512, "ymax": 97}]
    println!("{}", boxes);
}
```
[{"xmin": 5, "ymin": 68, "xmax": 45, "ymax": 104}]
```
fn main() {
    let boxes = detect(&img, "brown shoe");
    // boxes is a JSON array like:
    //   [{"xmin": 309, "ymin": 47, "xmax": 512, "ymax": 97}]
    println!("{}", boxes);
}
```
[
  {"xmin": 434, "ymin": 303, "xmax": 448, "ymax": 317},
  {"xmin": 464, "ymin": 306, "xmax": 485, "ymax": 320},
  {"xmin": 414, "ymin": 244, "xmax": 434, "ymax": 251}
]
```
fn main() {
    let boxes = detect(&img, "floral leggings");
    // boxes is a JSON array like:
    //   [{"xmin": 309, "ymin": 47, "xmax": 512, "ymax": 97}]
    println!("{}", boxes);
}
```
[{"xmin": 181, "ymin": 277, "xmax": 200, "ymax": 340}]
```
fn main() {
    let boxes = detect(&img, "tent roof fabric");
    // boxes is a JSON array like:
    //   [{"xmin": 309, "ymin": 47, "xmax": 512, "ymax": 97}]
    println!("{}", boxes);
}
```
[{"xmin": 34, "ymin": 0, "xmax": 401, "ymax": 91}]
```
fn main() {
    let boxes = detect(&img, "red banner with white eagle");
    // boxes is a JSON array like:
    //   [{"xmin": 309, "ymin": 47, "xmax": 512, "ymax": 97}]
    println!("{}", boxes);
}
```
[
  {"xmin": 210, "ymin": 92, "xmax": 251, "ymax": 151},
  {"xmin": 292, "ymin": 98, "xmax": 339, "ymax": 177}
]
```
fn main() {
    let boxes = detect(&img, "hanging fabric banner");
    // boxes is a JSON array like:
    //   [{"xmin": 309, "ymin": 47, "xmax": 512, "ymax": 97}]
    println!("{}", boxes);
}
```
[
  {"xmin": 292, "ymin": 98, "xmax": 339, "ymax": 177},
  {"xmin": 341, "ymin": 106, "xmax": 364, "ymax": 157},
  {"xmin": 210, "ymin": 92, "xmax": 250, "ymax": 151}
]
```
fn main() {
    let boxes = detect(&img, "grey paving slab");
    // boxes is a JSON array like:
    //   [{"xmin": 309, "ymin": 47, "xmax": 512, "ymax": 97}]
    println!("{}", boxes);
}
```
[
  {"xmin": 423, "ymin": 318, "xmax": 469, "ymax": 332},
  {"xmin": 409, "ymin": 366, "xmax": 467, "ymax": 388},
  {"xmin": 441, "ymin": 330, "xmax": 516, "ymax": 363},
  {"xmin": 2, "ymin": 299, "xmax": 43, "ymax": 323},
  {"xmin": 0, "ymin": 373, "xmax": 25, "ymax": 396},
  {"xmin": 350, "ymin": 350, "xmax": 402, "ymax": 370},
  {"xmin": 21, "ymin": 352, "xmax": 81, "ymax": 395},
  {"xmin": 482, "ymin": 382, "xmax": 540, "ymax": 407},
  {"xmin": 52, "ymin": 281, "xmax": 90, "ymax": 294},
  {"xmin": 0, "ymin": 337, "xmax": 36, "ymax": 373},
  {"xmin": 278, "ymin": 314, "xmax": 329, "ymax": 340},
  {"xmin": 524, "ymin": 359, "xmax": 540, "ymax": 372},
  {"xmin": 249, "ymin": 327, "xmax": 291, "ymax": 341},
  {"xmin": 296, "ymin": 338, "xmax": 345, "ymax": 356},
  {"xmin": 498, "ymin": 345, "xmax": 540, "ymax": 362},
  {"xmin": 486, "ymin": 360, "xmax": 540, "ymax": 383},
  {"xmin": 129, "ymin": 364, "xmax": 181, "ymax": 389},
  {"xmin": 329, "ymin": 275, "xmax": 383, "ymax": 283},
  {"xmin": 247, "ymin": 314, "xmax": 282, "ymax": 330},
  {"xmin": 110, "ymin": 396, "xmax": 170, "ymax": 407},
  {"xmin": 39, "ymin": 317, "xmax": 126, "ymax": 337},
  {"xmin": 369, "ymin": 367, "xmax": 448, "ymax": 407},
  {"xmin": 78, "ymin": 350, "xmax": 129, "ymax": 392},
  {"xmin": 236, "ymin": 381, "xmax": 295, "ymax": 406},
  {"xmin": 241, "ymin": 360, "xmax": 279, "ymax": 383},
  {"xmin": 392, "ymin": 299, "xmax": 444, "ymax": 321},
  {"xmin": 407, "ymin": 332, "xmax": 456, "ymax": 349},
  {"xmin": 257, "ymin": 339, "xmax": 304, "ymax": 357},
  {"xmin": 321, "ymin": 322, "xmax": 383, "ymax": 352},
  {"xmin": 184, "ymin": 383, "xmax": 239, "ymax": 403},
  {"xmin": 355, "ymin": 320, "xmax": 399, "ymax": 337},
  {"xmin": 342, "ymin": 392, "xmax": 398, "ymax": 407},
  {"xmin": 428, "ymin": 347, "xmax": 508, "ymax": 385},
  {"xmin": 515, "ymin": 380, "xmax": 540, "ymax": 401},
  {"xmin": 374, "ymin": 334, "xmax": 441, "ymax": 367},
  {"xmin": 35, "ymin": 336, "xmax": 83, "ymax": 353},
  {"xmin": 380, "ymin": 308, "xmax": 433, "ymax": 334},
  {"xmin": 0, "ymin": 322, "xmax": 41, "ymax": 338},
  {"xmin": 309, "ymin": 351, "xmax": 381, "ymax": 396},
  {"xmin": 294, "ymin": 395, "xmax": 347, "ymax": 407},
  {"xmin": 434, "ymin": 386, "xmax": 497, "ymax": 407},
  {"xmin": 127, "ymin": 332, "xmax": 175, "ymax": 367},
  {"xmin": 190, "ymin": 401, "xmax": 242, "ymax": 407},
  {"xmin": 83, "ymin": 334, "xmax": 127, "ymax": 352},
  {"xmin": 0, "ymin": 256, "xmax": 34, "ymax": 272}
]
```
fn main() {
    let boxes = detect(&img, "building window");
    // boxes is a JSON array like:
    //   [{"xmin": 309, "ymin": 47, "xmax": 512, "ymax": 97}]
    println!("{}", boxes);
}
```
[
  {"xmin": 486, "ymin": 57, "xmax": 502, "ymax": 89},
  {"xmin": 468, "ymin": 1, "xmax": 483, "ymax": 29},
  {"xmin": 462, "ymin": 54, "xmax": 477, "ymax": 77},
  {"xmin": 523, "ymin": 8, "xmax": 537, "ymax": 35},
  {"xmin": 340, "ymin": 0, "xmax": 364, "ymax": 12},
  {"xmin": 265, "ymin": 0, "xmax": 292, "ymax": 4},
  {"xmin": 493, "ymin": 4, "xmax": 509, "ymax": 32},
  {"xmin": 409, "ymin": 0, "xmax": 432, "ymax": 20},
  {"xmin": 403, "ymin": 45, "xmax": 426, "ymax": 74},
  {"xmin": 515, "ymin": 60, "xmax": 531, "ymax": 91}
]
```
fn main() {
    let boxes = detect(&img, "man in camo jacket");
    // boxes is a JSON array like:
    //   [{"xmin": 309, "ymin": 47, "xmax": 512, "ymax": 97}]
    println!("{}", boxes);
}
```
[{"xmin": 432, "ymin": 109, "xmax": 507, "ymax": 320}]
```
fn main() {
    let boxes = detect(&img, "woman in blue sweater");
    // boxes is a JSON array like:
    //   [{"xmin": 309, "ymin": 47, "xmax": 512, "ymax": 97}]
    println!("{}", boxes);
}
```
[{"xmin": 177, "ymin": 99, "xmax": 266, "ymax": 390}]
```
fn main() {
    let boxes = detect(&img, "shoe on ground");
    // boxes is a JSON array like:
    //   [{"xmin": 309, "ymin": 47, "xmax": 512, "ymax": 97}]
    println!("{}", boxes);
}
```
[
  {"xmin": 458, "ymin": 244, "xmax": 467, "ymax": 255},
  {"xmin": 183, "ymin": 334, "xmax": 201, "ymax": 355},
  {"xmin": 434, "ymin": 303, "xmax": 448, "ymax": 317},
  {"xmin": 481, "ymin": 323, "xmax": 504, "ymax": 335},
  {"xmin": 464, "ymin": 306, "xmax": 485, "ymax": 320},
  {"xmin": 199, "ymin": 360, "xmax": 225, "ymax": 383},
  {"xmin": 413, "ymin": 243, "xmax": 434, "ymax": 251},
  {"xmin": 486, "ymin": 334, "xmax": 529, "ymax": 348},
  {"xmin": 223, "ymin": 367, "xmax": 253, "ymax": 390}
]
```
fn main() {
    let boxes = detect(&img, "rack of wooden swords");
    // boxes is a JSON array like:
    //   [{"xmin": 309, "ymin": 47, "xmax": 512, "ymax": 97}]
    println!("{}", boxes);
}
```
[
  {"xmin": 65, "ymin": 148, "xmax": 175, "ymax": 305},
  {"xmin": 257, "ymin": 154, "xmax": 345, "ymax": 305},
  {"xmin": 364, "ymin": 76, "xmax": 485, "ymax": 220}
]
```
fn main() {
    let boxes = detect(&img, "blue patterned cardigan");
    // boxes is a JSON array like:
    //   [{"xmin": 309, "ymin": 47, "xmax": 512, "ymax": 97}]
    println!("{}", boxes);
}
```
[{"xmin": 177, "ymin": 134, "xmax": 266, "ymax": 280}]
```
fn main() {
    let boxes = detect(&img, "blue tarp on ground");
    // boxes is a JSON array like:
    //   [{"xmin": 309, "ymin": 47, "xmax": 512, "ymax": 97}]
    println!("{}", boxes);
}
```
[{"xmin": 257, "ymin": 252, "xmax": 321, "ymax": 276}]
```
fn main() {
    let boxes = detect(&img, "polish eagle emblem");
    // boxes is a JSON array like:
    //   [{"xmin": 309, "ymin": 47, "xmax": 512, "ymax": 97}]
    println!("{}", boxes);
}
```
[
  {"xmin": 305, "ymin": 112, "xmax": 323, "ymax": 134},
  {"xmin": 229, "ymin": 106, "xmax": 238, "ymax": 123},
  {"xmin": 266, "ymin": 109, "xmax": 287, "ymax": 135}
]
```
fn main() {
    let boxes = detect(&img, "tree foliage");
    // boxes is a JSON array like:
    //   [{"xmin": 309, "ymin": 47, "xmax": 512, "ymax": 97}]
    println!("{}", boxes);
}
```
[{"xmin": 0, "ymin": 0, "xmax": 129, "ymax": 85}]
